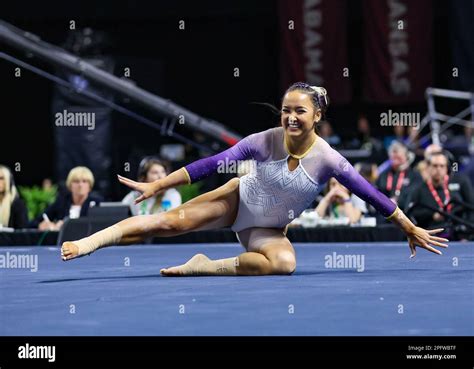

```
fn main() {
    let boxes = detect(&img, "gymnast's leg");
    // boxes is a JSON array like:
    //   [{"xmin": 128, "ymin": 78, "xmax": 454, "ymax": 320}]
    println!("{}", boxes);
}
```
[
  {"xmin": 61, "ymin": 177, "xmax": 241, "ymax": 260},
  {"xmin": 160, "ymin": 227, "xmax": 296, "ymax": 276},
  {"xmin": 62, "ymin": 177, "xmax": 296, "ymax": 276}
]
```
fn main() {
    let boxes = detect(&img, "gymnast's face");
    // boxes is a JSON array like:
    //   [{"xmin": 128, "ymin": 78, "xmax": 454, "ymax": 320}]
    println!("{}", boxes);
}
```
[
  {"xmin": 281, "ymin": 91, "xmax": 321, "ymax": 138},
  {"xmin": 146, "ymin": 164, "xmax": 167, "ymax": 183}
]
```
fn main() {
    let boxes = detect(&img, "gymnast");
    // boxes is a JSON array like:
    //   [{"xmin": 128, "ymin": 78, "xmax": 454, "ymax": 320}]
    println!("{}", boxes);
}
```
[{"xmin": 61, "ymin": 82, "xmax": 449, "ymax": 276}]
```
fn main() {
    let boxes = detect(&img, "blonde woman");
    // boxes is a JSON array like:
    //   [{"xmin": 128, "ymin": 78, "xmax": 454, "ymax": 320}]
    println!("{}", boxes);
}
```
[
  {"xmin": 31, "ymin": 166, "xmax": 102, "ymax": 230},
  {"xmin": 0, "ymin": 165, "xmax": 28, "ymax": 229}
]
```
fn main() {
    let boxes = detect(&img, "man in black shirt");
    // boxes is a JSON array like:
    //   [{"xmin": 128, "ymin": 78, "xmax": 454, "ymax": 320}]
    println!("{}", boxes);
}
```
[{"xmin": 407, "ymin": 152, "xmax": 474, "ymax": 238}]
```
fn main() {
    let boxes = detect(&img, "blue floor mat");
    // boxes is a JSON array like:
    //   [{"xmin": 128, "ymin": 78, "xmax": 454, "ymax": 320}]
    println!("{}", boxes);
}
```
[{"xmin": 1, "ymin": 242, "xmax": 473, "ymax": 336}]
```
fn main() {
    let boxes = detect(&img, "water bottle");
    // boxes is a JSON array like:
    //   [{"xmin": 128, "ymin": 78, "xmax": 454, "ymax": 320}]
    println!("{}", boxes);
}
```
[{"xmin": 161, "ymin": 200, "xmax": 172, "ymax": 212}]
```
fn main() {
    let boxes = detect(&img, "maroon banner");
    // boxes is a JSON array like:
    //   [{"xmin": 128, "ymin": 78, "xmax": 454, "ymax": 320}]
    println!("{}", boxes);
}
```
[
  {"xmin": 362, "ymin": 0, "xmax": 433, "ymax": 104},
  {"xmin": 279, "ymin": 0, "xmax": 351, "ymax": 104}
]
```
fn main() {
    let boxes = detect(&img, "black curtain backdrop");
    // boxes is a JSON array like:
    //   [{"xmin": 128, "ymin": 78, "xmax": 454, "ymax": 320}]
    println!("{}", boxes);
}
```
[
  {"xmin": 449, "ymin": 0, "xmax": 474, "ymax": 92},
  {"xmin": 52, "ymin": 57, "xmax": 114, "ymax": 195}
]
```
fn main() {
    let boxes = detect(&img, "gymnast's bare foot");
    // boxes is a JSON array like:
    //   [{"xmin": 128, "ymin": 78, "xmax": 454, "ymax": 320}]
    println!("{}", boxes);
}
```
[
  {"xmin": 160, "ymin": 253, "xmax": 211, "ymax": 276},
  {"xmin": 61, "ymin": 242, "xmax": 80, "ymax": 261}
]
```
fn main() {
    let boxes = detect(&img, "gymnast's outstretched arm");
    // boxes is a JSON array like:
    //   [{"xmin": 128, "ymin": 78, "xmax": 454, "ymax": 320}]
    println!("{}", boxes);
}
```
[
  {"xmin": 326, "ymin": 148, "xmax": 449, "ymax": 257},
  {"xmin": 118, "ymin": 132, "xmax": 259, "ymax": 203}
]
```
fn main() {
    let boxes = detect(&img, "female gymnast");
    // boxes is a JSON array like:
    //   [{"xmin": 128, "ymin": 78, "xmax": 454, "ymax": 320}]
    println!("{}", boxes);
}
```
[{"xmin": 61, "ymin": 82, "xmax": 449, "ymax": 276}]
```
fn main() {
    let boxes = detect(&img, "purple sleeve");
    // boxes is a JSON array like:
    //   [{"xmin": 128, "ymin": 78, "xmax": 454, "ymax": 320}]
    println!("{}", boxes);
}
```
[
  {"xmin": 327, "ymin": 148, "xmax": 397, "ymax": 218},
  {"xmin": 184, "ymin": 135, "xmax": 256, "ymax": 183}
]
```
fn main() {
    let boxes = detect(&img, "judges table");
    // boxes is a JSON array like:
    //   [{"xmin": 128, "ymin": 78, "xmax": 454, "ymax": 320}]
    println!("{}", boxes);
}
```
[{"xmin": 0, "ymin": 224, "xmax": 406, "ymax": 246}]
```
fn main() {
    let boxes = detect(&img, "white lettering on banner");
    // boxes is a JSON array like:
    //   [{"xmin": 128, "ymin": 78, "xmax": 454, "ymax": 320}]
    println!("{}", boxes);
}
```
[
  {"xmin": 388, "ymin": 0, "xmax": 411, "ymax": 96},
  {"xmin": 303, "ymin": 0, "xmax": 324, "ymax": 85}
]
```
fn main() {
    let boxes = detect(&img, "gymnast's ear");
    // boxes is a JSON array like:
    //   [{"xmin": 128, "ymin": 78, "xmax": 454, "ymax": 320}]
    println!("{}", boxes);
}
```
[{"xmin": 313, "ymin": 109, "xmax": 322, "ymax": 121}]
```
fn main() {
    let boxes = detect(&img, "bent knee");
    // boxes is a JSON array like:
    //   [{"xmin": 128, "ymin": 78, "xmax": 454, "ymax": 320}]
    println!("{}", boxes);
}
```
[{"xmin": 269, "ymin": 251, "xmax": 296, "ymax": 275}]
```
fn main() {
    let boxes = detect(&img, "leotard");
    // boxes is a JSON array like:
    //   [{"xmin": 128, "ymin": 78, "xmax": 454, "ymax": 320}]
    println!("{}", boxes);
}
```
[{"xmin": 183, "ymin": 127, "xmax": 396, "ymax": 232}]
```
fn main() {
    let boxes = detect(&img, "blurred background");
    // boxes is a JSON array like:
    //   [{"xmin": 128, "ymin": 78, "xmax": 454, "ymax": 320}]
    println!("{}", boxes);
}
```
[{"xmin": 0, "ymin": 0, "xmax": 473, "ymax": 240}]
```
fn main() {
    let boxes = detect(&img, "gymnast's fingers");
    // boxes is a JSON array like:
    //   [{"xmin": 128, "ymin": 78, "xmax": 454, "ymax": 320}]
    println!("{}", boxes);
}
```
[
  {"xmin": 426, "ymin": 228, "xmax": 444, "ymax": 235},
  {"xmin": 117, "ymin": 175, "xmax": 140, "ymax": 190},
  {"xmin": 134, "ymin": 194, "xmax": 146, "ymax": 205},
  {"xmin": 422, "ymin": 244, "xmax": 443, "ymax": 255}
]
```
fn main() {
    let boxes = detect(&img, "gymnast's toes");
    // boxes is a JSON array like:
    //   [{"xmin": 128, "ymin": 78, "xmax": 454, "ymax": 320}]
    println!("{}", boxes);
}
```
[
  {"xmin": 160, "ymin": 253, "xmax": 211, "ymax": 276},
  {"xmin": 61, "ymin": 241, "xmax": 79, "ymax": 261},
  {"xmin": 160, "ymin": 266, "xmax": 183, "ymax": 276}
]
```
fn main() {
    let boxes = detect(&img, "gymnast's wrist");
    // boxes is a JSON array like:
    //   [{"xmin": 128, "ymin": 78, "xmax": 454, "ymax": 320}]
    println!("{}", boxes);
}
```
[
  {"xmin": 152, "ymin": 179, "xmax": 164, "ymax": 193},
  {"xmin": 388, "ymin": 207, "xmax": 416, "ymax": 233}
]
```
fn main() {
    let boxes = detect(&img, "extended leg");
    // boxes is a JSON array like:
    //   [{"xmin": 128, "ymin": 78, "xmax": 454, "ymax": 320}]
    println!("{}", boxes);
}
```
[{"xmin": 61, "ymin": 178, "xmax": 240, "ymax": 260}]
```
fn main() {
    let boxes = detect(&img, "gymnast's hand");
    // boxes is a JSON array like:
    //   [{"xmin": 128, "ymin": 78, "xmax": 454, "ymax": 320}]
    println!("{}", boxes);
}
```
[
  {"xmin": 388, "ymin": 207, "xmax": 449, "ymax": 257},
  {"xmin": 405, "ymin": 226, "xmax": 449, "ymax": 258},
  {"xmin": 117, "ymin": 175, "xmax": 163, "ymax": 204}
]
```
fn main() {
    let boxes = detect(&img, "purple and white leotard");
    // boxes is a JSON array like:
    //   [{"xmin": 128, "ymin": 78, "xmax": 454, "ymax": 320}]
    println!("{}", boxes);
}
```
[{"xmin": 183, "ymin": 127, "xmax": 396, "ymax": 233}]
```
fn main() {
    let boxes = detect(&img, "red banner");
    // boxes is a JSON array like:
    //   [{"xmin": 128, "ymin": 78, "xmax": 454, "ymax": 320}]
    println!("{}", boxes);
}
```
[
  {"xmin": 362, "ymin": 0, "xmax": 433, "ymax": 104},
  {"xmin": 279, "ymin": 0, "xmax": 351, "ymax": 104}
]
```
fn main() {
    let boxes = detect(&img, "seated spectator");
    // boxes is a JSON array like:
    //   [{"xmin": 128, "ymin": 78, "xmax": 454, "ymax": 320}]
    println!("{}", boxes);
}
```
[
  {"xmin": 376, "ymin": 141, "xmax": 421, "ymax": 211},
  {"xmin": 350, "ymin": 114, "xmax": 384, "ymax": 161},
  {"xmin": 315, "ymin": 178, "xmax": 366, "ymax": 224},
  {"xmin": 0, "ymin": 165, "xmax": 28, "ymax": 229},
  {"xmin": 30, "ymin": 166, "xmax": 102, "ymax": 230},
  {"xmin": 417, "ymin": 143, "xmax": 443, "ymax": 181},
  {"xmin": 407, "ymin": 152, "xmax": 474, "ymax": 235},
  {"xmin": 122, "ymin": 157, "xmax": 181, "ymax": 215}
]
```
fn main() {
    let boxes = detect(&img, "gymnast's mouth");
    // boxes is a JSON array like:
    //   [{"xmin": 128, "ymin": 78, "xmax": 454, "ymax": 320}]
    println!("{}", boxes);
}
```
[{"xmin": 287, "ymin": 121, "xmax": 301, "ymax": 129}]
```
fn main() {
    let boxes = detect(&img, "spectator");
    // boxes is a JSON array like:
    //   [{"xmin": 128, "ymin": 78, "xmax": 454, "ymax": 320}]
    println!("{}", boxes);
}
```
[
  {"xmin": 350, "ymin": 114, "xmax": 384, "ymax": 160},
  {"xmin": 376, "ymin": 141, "xmax": 421, "ymax": 211},
  {"xmin": 407, "ymin": 152, "xmax": 474, "ymax": 235},
  {"xmin": 315, "ymin": 177, "xmax": 366, "ymax": 224},
  {"xmin": 317, "ymin": 120, "xmax": 341, "ymax": 147},
  {"xmin": 417, "ymin": 143, "xmax": 443, "ymax": 181},
  {"xmin": 122, "ymin": 157, "xmax": 181, "ymax": 215},
  {"xmin": 42, "ymin": 178, "xmax": 54, "ymax": 191},
  {"xmin": 0, "ymin": 165, "xmax": 28, "ymax": 229},
  {"xmin": 30, "ymin": 166, "xmax": 102, "ymax": 230}
]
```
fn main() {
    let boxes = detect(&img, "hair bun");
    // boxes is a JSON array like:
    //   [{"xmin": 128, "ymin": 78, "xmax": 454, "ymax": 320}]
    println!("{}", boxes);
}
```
[{"xmin": 310, "ymin": 86, "xmax": 328, "ymax": 109}]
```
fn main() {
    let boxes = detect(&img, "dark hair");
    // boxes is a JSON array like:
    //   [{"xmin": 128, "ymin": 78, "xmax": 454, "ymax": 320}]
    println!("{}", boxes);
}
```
[
  {"xmin": 285, "ymin": 82, "xmax": 330, "ymax": 118},
  {"xmin": 137, "ymin": 157, "xmax": 169, "ymax": 182}
]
